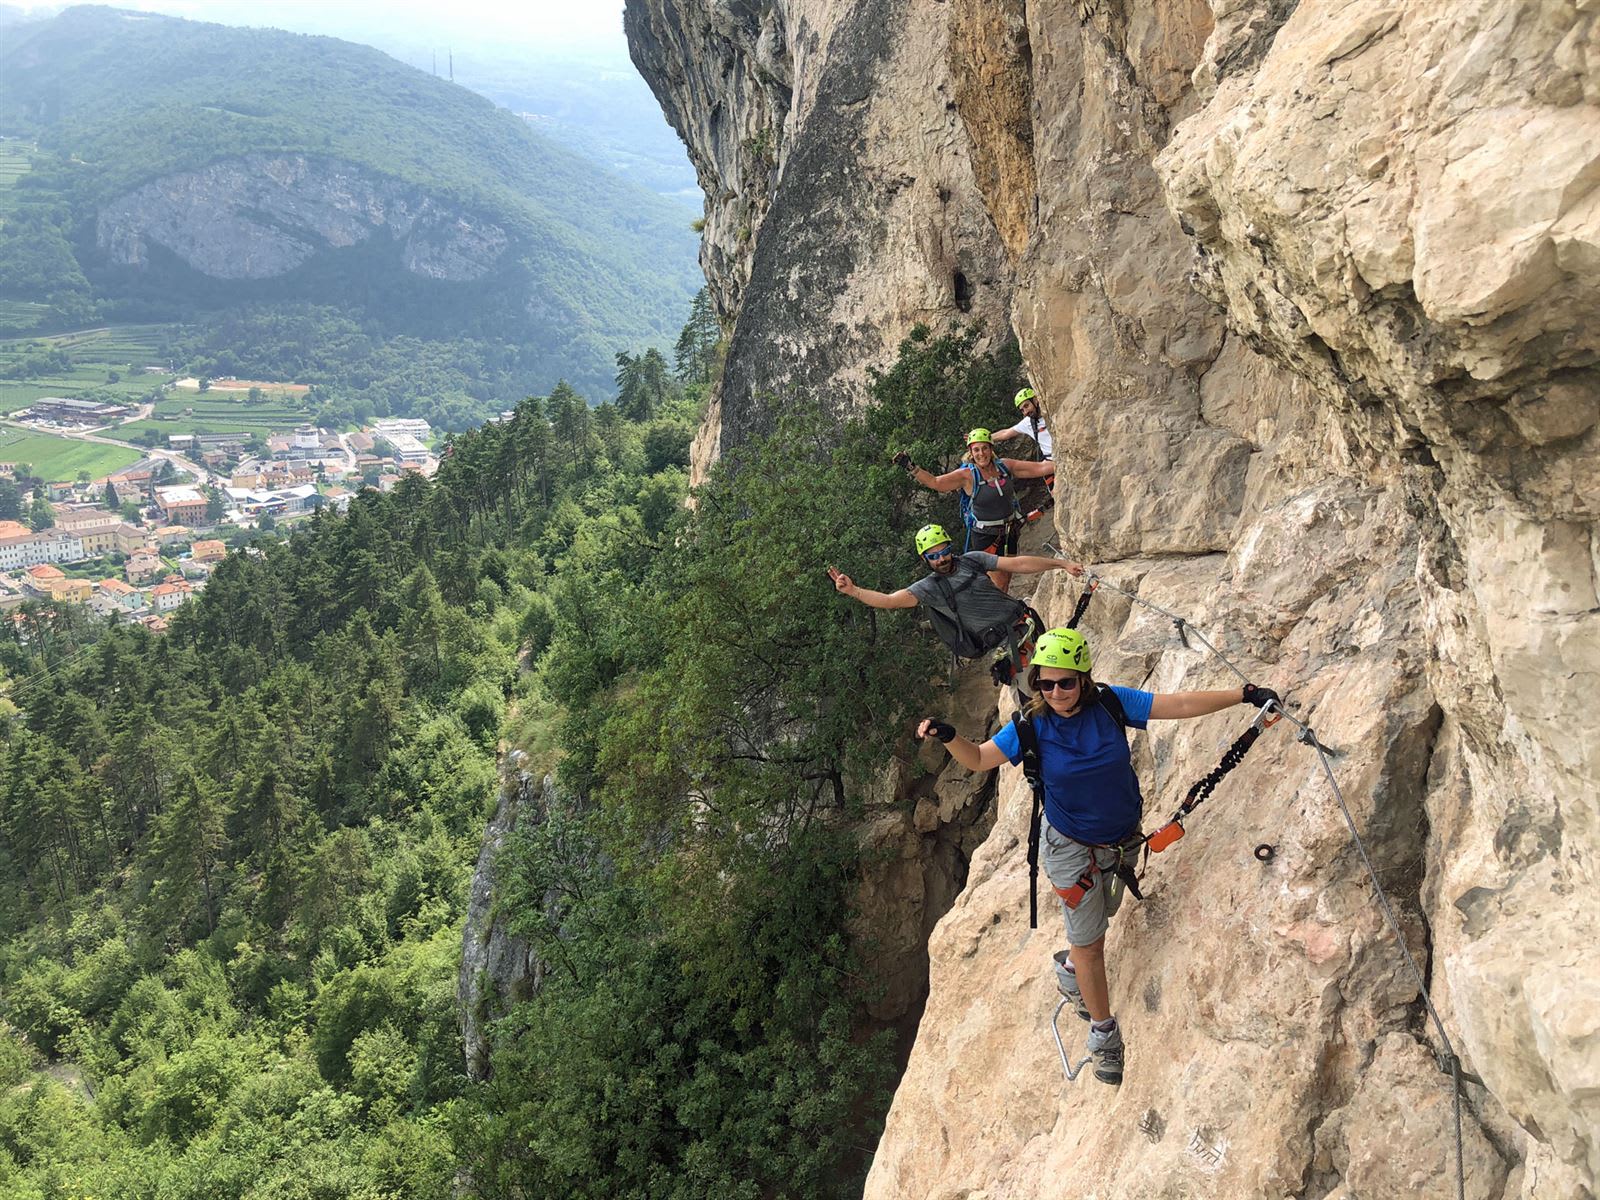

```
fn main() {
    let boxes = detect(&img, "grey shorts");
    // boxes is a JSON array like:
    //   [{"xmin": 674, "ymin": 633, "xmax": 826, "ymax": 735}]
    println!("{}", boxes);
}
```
[{"xmin": 1041, "ymin": 823, "xmax": 1134, "ymax": 946}]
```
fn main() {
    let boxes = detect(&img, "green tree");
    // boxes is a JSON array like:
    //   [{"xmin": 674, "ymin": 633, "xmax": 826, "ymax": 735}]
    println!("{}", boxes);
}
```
[
  {"xmin": 0, "ymin": 479, "xmax": 21, "ymax": 521},
  {"xmin": 674, "ymin": 286, "xmax": 720, "ymax": 384},
  {"xmin": 204, "ymin": 485, "xmax": 226, "ymax": 523},
  {"xmin": 28, "ymin": 495, "xmax": 55, "ymax": 530},
  {"xmin": 103, "ymin": 478, "xmax": 120, "ymax": 511},
  {"xmin": 145, "ymin": 767, "xmax": 230, "ymax": 936}
]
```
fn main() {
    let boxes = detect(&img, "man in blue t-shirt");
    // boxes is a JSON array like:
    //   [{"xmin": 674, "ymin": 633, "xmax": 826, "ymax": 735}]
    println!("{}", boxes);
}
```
[{"xmin": 913, "ymin": 627, "xmax": 1279, "ymax": 1087}]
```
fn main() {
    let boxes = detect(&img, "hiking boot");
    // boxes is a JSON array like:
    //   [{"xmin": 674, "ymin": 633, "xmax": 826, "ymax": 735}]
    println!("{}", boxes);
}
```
[
  {"xmin": 1087, "ymin": 1019, "xmax": 1124, "ymax": 1086},
  {"xmin": 1052, "ymin": 950, "xmax": 1090, "ymax": 1022}
]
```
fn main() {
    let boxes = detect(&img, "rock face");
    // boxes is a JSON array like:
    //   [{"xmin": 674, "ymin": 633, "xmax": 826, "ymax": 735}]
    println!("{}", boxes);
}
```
[
  {"xmin": 458, "ymin": 753, "xmax": 546, "ymax": 1083},
  {"xmin": 630, "ymin": 1, "xmax": 1600, "ymax": 1197},
  {"xmin": 97, "ymin": 153, "xmax": 509, "ymax": 282},
  {"xmin": 626, "ymin": 0, "xmax": 1014, "ymax": 466}
]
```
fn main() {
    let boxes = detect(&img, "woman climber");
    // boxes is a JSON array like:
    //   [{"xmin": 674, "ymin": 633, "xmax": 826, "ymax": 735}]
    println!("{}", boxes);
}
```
[
  {"xmin": 914, "ymin": 627, "xmax": 1279, "ymax": 1086},
  {"xmin": 892, "ymin": 428, "xmax": 1054, "ymax": 593}
]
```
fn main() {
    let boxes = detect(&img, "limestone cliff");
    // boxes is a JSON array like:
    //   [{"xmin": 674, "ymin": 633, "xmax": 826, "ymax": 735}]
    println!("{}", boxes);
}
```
[
  {"xmin": 627, "ymin": 0, "xmax": 1015, "ymax": 468},
  {"xmin": 629, "ymin": 1, "xmax": 1599, "ymax": 1197},
  {"xmin": 97, "ymin": 153, "xmax": 510, "ymax": 283},
  {"xmin": 458, "ymin": 753, "xmax": 546, "ymax": 1083}
]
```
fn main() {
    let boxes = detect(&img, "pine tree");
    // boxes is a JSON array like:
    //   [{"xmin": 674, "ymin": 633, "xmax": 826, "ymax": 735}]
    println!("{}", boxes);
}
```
[
  {"xmin": 148, "ymin": 767, "xmax": 230, "ymax": 935},
  {"xmin": 674, "ymin": 287, "xmax": 720, "ymax": 384}
]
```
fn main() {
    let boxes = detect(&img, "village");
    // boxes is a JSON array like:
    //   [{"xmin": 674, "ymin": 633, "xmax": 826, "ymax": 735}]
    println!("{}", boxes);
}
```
[{"xmin": 0, "ymin": 406, "xmax": 443, "ymax": 629}]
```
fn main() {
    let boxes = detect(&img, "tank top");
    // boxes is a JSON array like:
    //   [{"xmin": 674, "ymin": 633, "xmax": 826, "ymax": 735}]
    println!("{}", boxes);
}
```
[{"xmin": 968, "ymin": 462, "xmax": 1017, "ymax": 525}]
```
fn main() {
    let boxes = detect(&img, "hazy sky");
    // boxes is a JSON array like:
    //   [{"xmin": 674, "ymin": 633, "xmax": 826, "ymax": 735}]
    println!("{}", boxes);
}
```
[{"xmin": 13, "ymin": 1, "xmax": 630, "ymax": 55}]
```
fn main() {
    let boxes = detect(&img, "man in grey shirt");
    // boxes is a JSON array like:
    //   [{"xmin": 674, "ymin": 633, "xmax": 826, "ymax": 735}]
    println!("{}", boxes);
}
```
[{"xmin": 829, "ymin": 523, "xmax": 1083, "ymax": 662}]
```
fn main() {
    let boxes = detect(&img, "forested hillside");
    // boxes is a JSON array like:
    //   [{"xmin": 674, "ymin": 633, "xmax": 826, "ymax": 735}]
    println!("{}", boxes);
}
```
[
  {"xmin": 0, "ymin": 5, "xmax": 700, "ymax": 404},
  {"xmin": 1, "ymin": 322, "xmax": 1024, "ymax": 1197}
]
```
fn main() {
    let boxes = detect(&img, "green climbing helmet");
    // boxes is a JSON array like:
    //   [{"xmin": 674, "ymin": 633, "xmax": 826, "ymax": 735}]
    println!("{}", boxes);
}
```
[
  {"xmin": 1032, "ymin": 627, "xmax": 1091, "ymax": 672},
  {"xmin": 966, "ymin": 427, "xmax": 994, "ymax": 447},
  {"xmin": 1014, "ymin": 387, "xmax": 1036, "ymax": 408},
  {"xmin": 914, "ymin": 523, "xmax": 953, "ymax": 556}
]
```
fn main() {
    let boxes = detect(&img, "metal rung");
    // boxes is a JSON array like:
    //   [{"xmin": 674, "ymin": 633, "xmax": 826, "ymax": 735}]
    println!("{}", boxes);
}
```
[{"xmin": 1051, "ymin": 998, "xmax": 1093, "ymax": 1084}]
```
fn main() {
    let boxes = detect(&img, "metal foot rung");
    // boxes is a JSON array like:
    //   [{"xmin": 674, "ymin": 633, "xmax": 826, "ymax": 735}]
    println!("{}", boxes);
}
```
[{"xmin": 1051, "ymin": 998, "xmax": 1093, "ymax": 1083}]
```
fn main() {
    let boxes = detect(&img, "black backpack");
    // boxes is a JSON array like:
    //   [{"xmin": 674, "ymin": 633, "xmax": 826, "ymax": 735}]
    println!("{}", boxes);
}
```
[
  {"xmin": 926, "ymin": 571, "xmax": 1027, "ymax": 659},
  {"xmin": 1017, "ymin": 684, "xmax": 1136, "ymax": 928}
]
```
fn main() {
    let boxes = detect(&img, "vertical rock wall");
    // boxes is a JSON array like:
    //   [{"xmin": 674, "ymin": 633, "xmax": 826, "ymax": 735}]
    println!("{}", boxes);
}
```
[
  {"xmin": 459, "ymin": 756, "xmax": 546, "ymax": 1082},
  {"xmin": 627, "ymin": 0, "xmax": 1599, "ymax": 1196},
  {"xmin": 626, "ymin": 0, "xmax": 1015, "ymax": 468}
]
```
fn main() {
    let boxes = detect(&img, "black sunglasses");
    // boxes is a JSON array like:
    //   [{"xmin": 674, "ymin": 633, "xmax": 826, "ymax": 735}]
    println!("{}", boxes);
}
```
[{"xmin": 1035, "ymin": 676, "xmax": 1081, "ymax": 693}]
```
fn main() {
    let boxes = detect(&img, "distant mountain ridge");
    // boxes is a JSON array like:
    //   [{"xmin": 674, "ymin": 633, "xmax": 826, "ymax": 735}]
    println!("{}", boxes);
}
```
[{"xmin": 0, "ymin": 4, "xmax": 701, "ymax": 400}]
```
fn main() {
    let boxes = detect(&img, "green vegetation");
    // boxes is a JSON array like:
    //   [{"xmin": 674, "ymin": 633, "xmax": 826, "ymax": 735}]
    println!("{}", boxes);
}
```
[
  {"xmin": 0, "ymin": 139, "xmax": 31, "ymax": 208},
  {"xmin": 0, "ymin": 322, "xmax": 1022, "ymax": 1196},
  {"xmin": 0, "ymin": 428, "xmax": 140, "ymax": 480},
  {"xmin": 0, "ymin": 7, "xmax": 700, "ymax": 400},
  {"xmin": 0, "ymin": 324, "xmax": 172, "ymax": 421}
]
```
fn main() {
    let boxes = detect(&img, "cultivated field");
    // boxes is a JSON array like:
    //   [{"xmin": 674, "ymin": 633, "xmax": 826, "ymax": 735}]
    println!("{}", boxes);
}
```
[
  {"xmin": 0, "ymin": 325, "xmax": 176, "ymax": 413},
  {"xmin": 0, "ymin": 428, "xmax": 141, "ymax": 480},
  {"xmin": 0, "ymin": 324, "xmax": 318, "ymax": 436},
  {"xmin": 0, "ymin": 139, "xmax": 32, "ymax": 217}
]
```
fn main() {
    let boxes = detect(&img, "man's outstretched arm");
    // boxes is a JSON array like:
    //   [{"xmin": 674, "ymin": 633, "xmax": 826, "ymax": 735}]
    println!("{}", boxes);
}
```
[
  {"xmin": 829, "ymin": 567, "xmax": 920, "ymax": 609},
  {"xmin": 994, "ymin": 555, "xmax": 1083, "ymax": 577}
]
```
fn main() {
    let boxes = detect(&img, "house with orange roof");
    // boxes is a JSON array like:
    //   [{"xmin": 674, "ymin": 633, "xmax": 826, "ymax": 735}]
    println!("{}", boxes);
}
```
[
  {"xmin": 48, "ymin": 578, "xmax": 92, "ymax": 604},
  {"xmin": 148, "ymin": 580, "xmax": 193, "ymax": 613},
  {"xmin": 94, "ymin": 578, "xmax": 146, "ymax": 612},
  {"xmin": 190, "ymin": 539, "xmax": 227, "ymax": 563}
]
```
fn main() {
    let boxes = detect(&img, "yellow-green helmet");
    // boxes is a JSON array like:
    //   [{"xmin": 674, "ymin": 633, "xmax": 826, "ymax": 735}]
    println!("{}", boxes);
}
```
[
  {"xmin": 1014, "ymin": 387, "xmax": 1036, "ymax": 408},
  {"xmin": 1033, "ymin": 627, "xmax": 1091, "ymax": 671},
  {"xmin": 966, "ymin": 427, "xmax": 994, "ymax": 446},
  {"xmin": 914, "ymin": 524, "xmax": 953, "ymax": 556}
]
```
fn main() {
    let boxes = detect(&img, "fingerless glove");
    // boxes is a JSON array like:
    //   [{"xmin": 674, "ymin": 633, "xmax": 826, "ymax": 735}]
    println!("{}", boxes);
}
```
[{"xmin": 1242, "ymin": 683, "xmax": 1281, "ymax": 709}]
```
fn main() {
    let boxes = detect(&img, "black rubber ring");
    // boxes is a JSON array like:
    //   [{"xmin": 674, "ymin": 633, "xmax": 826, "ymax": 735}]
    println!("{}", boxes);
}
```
[{"xmin": 1254, "ymin": 843, "xmax": 1276, "ymax": 862}]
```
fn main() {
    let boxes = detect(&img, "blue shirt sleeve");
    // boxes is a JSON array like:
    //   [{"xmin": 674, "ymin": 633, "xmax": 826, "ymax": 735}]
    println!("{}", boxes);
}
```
[
  {"xmin": 1109, "ymin": 686, "xmax": 1154, "ymax": 729},
  {"xmin": 991, "ymin": 717, "xmax": 1023, "ymax": 765}
]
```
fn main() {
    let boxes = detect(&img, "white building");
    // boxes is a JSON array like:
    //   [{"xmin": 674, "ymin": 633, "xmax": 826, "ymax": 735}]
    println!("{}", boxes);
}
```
[
  {"xmin": 293, "ymin": 425, "xmax": 322, "ymax": 452},
  {"xmin": 148, "ymin": 581, "xmax": 193, "ymax": 612},
  {"xmin": 223, "ymin": 483, "xmax": 319, "ymax": 517},
  {"xmin": 386, "ymin": 433, "xmax": 430, "ymax": 465},
  {"xmin": 0, "ymin": 531, "xmax": 86, "ymax": 570},
  {"xmin": 371, "ymin": 418, "xmax": 431, "ymax": 440}
]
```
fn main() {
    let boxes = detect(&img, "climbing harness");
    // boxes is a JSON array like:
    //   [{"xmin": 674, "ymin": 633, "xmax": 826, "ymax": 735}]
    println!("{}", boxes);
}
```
[
  {"xmin": 958, "ymin": 460, "xmax": 1022, "ymax": 552},
  {"xmin": 1019, "ymin": 683, "xmax": 1135, "ymax": 929},
  {"xmin": 1037, "ymin": 546, "xmax": 1471, "ymax": 1200}
]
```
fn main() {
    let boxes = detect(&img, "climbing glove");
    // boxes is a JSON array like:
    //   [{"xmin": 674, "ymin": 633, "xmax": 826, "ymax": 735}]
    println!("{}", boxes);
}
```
[
  {"xmin": 892, "ymin": 451, "xmax": 917, "ymax": 474},
  {"xmin": 921, "ymin": 719, "xmax": 957, "ymax": 744},
  {"xmin": 1241, "ymin": 683, "xmax": 1281, "ymax": 710}
]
